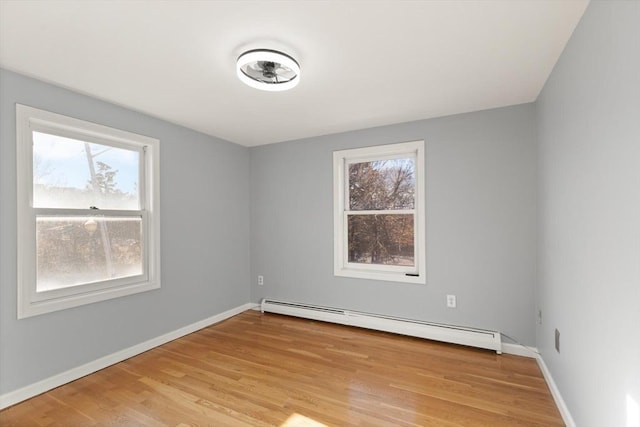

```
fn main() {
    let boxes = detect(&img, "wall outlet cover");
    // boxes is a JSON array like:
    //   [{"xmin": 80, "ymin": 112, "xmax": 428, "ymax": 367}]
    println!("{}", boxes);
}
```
[{"xmin": 446, "ymin": 294, "xmax": 457, "ymax": 308}]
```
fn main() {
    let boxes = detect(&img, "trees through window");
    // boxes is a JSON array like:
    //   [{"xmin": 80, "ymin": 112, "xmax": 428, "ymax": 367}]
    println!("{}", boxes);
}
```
[{"xmin": 348, "ymin": 158, "xmax": 415, "ymax": 266}]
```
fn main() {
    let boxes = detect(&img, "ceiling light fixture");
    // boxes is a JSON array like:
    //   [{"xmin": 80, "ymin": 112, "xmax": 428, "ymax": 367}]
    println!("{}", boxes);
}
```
[{"xmin": 236, "ymin": 49, "xmax": 300, "ymax": 92}]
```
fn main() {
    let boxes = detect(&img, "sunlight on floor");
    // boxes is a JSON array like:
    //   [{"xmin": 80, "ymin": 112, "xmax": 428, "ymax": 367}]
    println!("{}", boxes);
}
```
[
  {"xmin": 281, "ymin": 413, "xmax": 328, "ymax": 427},
  {"xmin": 628, "ymin": 394, "xmax": 640, "ymax": 427}
]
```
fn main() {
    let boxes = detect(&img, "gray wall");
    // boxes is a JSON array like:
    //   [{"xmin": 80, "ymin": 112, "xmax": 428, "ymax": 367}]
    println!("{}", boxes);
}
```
[
  {"xmin": 536, "ymin": 1, "xmax": 640, "ymax": 426},
  {"xmin": 250, "ymin": 104, "xmax": 538, "ymax": 344},
  {"xmin": 5, "ymin": 4, "xmax": 637, "ymax": 423},
  {"xmin": 0, "ymin": 69, "xmax": 251, "ymax": 394}
]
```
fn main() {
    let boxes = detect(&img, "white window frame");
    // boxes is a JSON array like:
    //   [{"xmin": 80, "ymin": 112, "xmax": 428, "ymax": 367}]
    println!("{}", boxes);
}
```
[
  {"xmin": 333, "ymin": 140, "xmax": 426, "ymax": 284},
  {"xmin": 16, "ymin": 104, "xmax": 161, "ymax": 318}
]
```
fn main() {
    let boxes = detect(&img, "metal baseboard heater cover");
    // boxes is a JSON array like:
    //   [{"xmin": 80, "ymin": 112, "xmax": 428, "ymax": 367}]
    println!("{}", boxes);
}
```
[{"xmin": 260, "ymin": 298, "xmax": 502, "ymax": 354}]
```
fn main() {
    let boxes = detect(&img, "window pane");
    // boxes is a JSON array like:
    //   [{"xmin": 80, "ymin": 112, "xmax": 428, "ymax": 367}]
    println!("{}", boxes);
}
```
[
  {"xmin": 33, "ymin": 131, "xmax": 140, "ymax": 210},
  {"xmin": 348, "ymin": 214, "xmax": 414, "ymax": 266},
  {"xmin": 349, "ymin": 158, "xmax": 415, "ymax": 210},
  {"xmin": 36, "ymin": 216, "xmax": 143, "ymax": 292}
]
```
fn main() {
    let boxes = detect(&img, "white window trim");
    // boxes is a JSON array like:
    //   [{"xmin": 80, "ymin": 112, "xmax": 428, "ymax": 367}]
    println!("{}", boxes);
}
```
[
  {"xmin": 333, "ymin": 140, "xmax": 426, "ymax": 284},
  {"xmin": 16, "ymin": 104, "xmax": 161, "ymax": 318}
]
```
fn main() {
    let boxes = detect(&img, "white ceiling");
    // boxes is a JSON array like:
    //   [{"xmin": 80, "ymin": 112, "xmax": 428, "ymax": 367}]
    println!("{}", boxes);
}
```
[{"xmin": 0, "ymin": 0, "xmax": 588, "ymax": 147}]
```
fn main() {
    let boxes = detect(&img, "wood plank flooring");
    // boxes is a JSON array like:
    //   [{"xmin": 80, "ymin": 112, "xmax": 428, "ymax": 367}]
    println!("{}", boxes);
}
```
[{"xmin": 0, "ymin": 310, "xmax": 564, "ymax": 426}]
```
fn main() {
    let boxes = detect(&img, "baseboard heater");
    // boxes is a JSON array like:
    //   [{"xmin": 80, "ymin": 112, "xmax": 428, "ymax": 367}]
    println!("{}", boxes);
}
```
[{"xmin": 260, "ymin": 298, "xmax": 502, "ymax": 354}]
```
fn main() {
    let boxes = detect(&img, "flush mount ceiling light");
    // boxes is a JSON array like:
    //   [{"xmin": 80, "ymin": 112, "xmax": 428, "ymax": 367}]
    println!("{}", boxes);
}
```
[{"xmin": 236, "ymin": 49, "xmax": 300, "ymax": 92}]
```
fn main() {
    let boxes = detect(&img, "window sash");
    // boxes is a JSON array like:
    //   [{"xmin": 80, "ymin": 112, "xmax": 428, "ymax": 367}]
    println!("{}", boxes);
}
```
[
  {"xmin": 345, "ymin": 155, "xmax": 416, "ymax": 210},
  {"xmin": 29, "ymin": 125, "xmax": 149, "ymax": 293},
  {"xmin": 343, "ymin": 149, "xmax": 418, "ymax": 274},
  {"xmin": 345, "ymin": 152, "xmax": 414, "ymax": 166},
  {"xmin": 31, "ymin": 264, "xmax": 147, "ymax": 303},
  {"xmin": 343, "ymin": 209, "xmax": 415, "ymax": 215},
  {"xmin": 34, "ymin": 207, "xmax": 144, "ymax": 216},
  {"xmin": 343, "ymin": 211, "xmax": 417, "ymax": 274},
  {"xmin": 29, "ymin": 119, "xmax": 148, "ymax": 154},
  {"xmin": 30, "ymin": 208, "xmax": 149, "ymax": 301},
  {"xmin": 30, "ymin": 125, "xmax": 146, "ymax": 211}
]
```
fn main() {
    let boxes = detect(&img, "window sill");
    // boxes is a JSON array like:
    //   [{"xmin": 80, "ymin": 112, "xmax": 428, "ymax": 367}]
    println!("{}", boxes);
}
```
[
  {"xmin": 18, "ymin": 279, "xmax": 160, "ymax": 319},
  {"xmin": 334, "ymin": 268, "xmax": 426, "ymax": 285}
]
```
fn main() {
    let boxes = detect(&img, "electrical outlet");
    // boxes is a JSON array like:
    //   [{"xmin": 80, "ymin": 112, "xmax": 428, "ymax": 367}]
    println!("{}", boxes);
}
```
[
  {"xmin": 537, "ymin": 309, "xmax": 542, "ymax": 325},
  {"xmin": 446, "ymin": 294, "xmax": 457, "ymax": 308},
  {"xmin": 555, "ymin": 328, "xmax": 560, "ymax": 353},
  {"xmin": 257, "ymin": 275, "xmax": 264, "ymax": 286}
]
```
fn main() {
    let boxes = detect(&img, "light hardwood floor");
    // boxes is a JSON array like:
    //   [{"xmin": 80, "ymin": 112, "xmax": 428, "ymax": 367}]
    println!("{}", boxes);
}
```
[{"xmin": 0, "ymin": 310, "xmax": 564, "ymax": 426}]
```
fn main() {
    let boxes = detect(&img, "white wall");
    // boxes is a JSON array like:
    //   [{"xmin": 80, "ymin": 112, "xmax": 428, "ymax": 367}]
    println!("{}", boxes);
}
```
[
  {"xmin": 0, "ymin": 69, "xmax": 251, "ymax": 394},
  {"xmin": 537, "ymin": 1, "xmax": 640, "ymax": 426},
  {"xmin": 250, "ymin": 104, "xmax": 538, "ymax": 345}
]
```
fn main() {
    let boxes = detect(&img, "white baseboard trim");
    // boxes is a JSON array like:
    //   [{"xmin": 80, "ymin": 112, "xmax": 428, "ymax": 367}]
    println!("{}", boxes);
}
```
[
  {"xmin": 536, "ymin": 354, "xmax": 575, "ymax": 427},
  {"xmin": 0, "ymin": 302, "xmax": 254, "ymax": 410},
  {"xmin": 501, "ymin": 342, "xmax": 539, "ymax": 358}
]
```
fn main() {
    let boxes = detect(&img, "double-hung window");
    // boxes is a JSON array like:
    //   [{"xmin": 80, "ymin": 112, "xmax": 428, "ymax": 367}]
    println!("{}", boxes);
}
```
[
  {"xmin": 333, "ymin": 140, "xmax": 425, "ymax": 284},
  {"xmin": 16, "ymin": 105, "xmax": 160, "ymax": 318}
]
